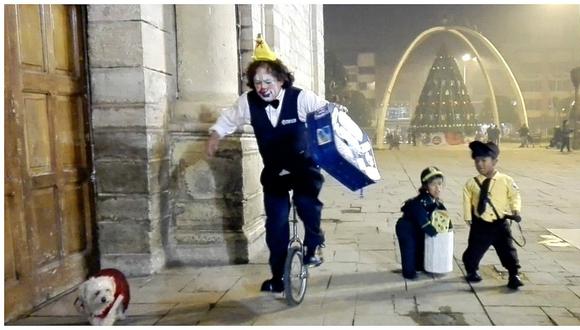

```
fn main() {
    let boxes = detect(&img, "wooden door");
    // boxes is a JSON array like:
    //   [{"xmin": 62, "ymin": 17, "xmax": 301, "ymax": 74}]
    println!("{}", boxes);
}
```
[{"xmin": 4, "ymin": 4, "xmax": 96, "ymax": 321}]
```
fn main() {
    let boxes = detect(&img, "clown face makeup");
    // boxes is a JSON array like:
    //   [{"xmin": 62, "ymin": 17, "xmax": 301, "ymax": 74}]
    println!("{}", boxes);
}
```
[{"xmin": 253, "ymin": 66, "xmax": 283, "ymax": 102}]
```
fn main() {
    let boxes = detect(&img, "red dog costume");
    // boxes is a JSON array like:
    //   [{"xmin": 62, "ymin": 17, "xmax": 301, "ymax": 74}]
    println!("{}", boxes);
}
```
[{"xmin": 92, "ymin": 268, "xmax": 131, "ymax": 318}]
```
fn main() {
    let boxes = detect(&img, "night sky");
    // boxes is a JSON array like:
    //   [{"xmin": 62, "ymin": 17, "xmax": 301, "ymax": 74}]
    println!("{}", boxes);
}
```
[{"xmin": 324, "ymin": 4, "xmax": 580, "ymax": 67}]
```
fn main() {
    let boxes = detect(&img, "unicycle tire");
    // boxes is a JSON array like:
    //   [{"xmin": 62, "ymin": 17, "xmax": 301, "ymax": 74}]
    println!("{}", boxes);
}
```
[{"xmin": 283, "ymin": 246, "xmax": 308, "ymax": 306}]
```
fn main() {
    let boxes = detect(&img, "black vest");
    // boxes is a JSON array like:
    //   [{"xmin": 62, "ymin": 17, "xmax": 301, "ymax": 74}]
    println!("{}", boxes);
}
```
[{"xmin": 248, "ymin": 87, "xmax": 309, "ymax": 172}]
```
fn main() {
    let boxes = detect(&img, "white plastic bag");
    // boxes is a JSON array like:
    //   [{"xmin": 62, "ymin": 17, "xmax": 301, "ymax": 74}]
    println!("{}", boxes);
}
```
[
  {"xmin": 424, "ymin": 231, "xmax": 454, "ymax": 273},
  {"xmin": 329, "ymin": 105, "xmax": 380, "ymax": 181}
]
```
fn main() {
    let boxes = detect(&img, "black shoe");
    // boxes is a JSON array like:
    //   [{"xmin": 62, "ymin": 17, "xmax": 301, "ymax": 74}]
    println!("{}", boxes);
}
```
[
  {"xmin": 507, "ymin": 275, "xmax": 524, "ymax": 290},
  {"xmin": 465, "ymin": 272, "xmax": 482, "ymax": 282},
  {"xmin": 403, "ymin": 273, "xmax": 417, "ymax": 280},
  {"xmin": 260, "ymin": 278, "xmax": 284, "ymax": 293},
  {"xmin": 304, "ymin": 244, "xmax": 324, "ymax": 267}
]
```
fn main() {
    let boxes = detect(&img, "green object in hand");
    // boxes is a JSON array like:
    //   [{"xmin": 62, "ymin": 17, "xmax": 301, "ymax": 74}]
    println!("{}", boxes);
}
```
[{"xmin": 430, "ymin": 209, "xmax": 452, "ymax": 233}]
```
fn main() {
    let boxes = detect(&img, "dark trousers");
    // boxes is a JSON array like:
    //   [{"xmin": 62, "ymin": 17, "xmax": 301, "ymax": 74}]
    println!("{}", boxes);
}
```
[
  {"xmin": 561, "ymin": 137, "xmax": 571, "ymax": 152},
  {"xmin": 395, "ymin": 219, "xmax": 424, "ymax": 279},
  {"xmin": 462, "ymin": 217, "xmax": 520, "ymax": 276},
  {"xmin": 262, "ymin": 166, "xmax": 324, "ymax": 280}
]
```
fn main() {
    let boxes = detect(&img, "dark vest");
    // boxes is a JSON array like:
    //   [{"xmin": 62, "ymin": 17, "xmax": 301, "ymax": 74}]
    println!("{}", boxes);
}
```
[{"xmin": 248, "ymin": 87, "xmax": 309, "ymax": 172}]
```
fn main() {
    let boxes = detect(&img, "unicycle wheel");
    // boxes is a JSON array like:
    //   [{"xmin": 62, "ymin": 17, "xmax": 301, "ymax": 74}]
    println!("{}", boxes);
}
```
[{"xmin": 283, "ymin": 246, "xmax": 308, "ymax": 306}]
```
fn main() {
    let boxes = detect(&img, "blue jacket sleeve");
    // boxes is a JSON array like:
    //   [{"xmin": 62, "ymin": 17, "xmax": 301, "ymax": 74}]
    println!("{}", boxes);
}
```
[{"xmin": 402, "ymin": 199, "xmax": 438, "ymax": 236}]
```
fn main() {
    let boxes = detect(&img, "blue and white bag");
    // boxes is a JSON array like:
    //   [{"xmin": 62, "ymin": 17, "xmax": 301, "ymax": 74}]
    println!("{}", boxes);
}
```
[{"xmin": 306, "ymin": 103, "xmax": 380, "ymax": 191}]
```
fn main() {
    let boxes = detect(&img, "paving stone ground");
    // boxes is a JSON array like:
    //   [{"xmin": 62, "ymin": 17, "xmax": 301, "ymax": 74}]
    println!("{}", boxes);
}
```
[{"xmin": 9, "ymin": 143, "xmax": 580, "ymax": 325}]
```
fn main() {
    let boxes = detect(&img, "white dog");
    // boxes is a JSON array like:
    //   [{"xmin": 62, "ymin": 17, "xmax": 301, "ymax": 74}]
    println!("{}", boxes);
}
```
[{"xmin": 74, "ymin": 268, "xmax": 130, "ymax": 326}]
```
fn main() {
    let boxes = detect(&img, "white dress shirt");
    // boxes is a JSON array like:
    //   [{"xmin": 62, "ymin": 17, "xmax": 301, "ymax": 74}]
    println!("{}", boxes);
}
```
[{"xmin": 210, "ymin": 88, "xmax": 328, "ymax": 138}]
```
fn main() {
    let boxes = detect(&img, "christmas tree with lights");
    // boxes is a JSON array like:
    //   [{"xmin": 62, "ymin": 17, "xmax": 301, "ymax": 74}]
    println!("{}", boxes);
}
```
[{"xmin": 411, "ymin": 45, "xmax": 477, "ymax": 144}]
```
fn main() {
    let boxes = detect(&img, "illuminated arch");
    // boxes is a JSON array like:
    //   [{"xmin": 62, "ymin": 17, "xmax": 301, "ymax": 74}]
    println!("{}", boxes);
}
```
[
  {"xmin": 449, "ymin": 25, "xmax": 528, "ymax": 126},
  {"xmin": 375, "ymin": 26, "xmax": 528, "ymax": 148}
]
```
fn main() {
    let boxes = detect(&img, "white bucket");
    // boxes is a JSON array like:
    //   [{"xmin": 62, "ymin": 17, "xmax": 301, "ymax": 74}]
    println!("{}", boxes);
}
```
[{"xmin": 424, "ymin": 231, "xmax": 454, "ymax": 273}]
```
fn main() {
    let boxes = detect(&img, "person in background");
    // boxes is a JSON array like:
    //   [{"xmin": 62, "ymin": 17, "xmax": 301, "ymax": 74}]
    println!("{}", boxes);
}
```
[
  {"xmin": 487, "ymin": 124, "xmax": 500, "ymax": 145},
  {"xmin": 549, "ymin": 126, "xmax": 562, "ymax": 149},
  {"xmin": 560, "ymin": 120, "xmax": 572, "ymax": 152},
  {"xmin": 518, "ymin": 124, "xmax": 529, "ymax": 148}
]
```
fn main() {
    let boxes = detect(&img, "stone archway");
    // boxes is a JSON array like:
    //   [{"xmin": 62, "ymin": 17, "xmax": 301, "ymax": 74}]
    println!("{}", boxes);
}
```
[{"xmin": 375, "ymin": 26, "xmax": 528, "ymax": 148}]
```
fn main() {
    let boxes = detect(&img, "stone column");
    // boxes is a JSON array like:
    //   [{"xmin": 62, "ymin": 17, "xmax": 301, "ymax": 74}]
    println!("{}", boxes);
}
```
[
  {"xmin": 237, "ymin": 5, "xmax": 264, "ymax": 93},
  {"xmin": 311, "ymin": 5, "xmax": 326, "ymax": 97},
  {"xmin": 88, "ymin": 5, "xmax": 176, "ymax": 276},
  {"xmin": 168, "ymin": 5, "xmax": 266, "ymax": 265}
]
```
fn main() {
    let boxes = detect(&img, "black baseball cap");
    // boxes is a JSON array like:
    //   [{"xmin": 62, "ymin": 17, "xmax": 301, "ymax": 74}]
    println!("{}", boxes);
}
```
[{"xmin": 469, "ymin": 141, "xmax": 499, "ymax": 159}]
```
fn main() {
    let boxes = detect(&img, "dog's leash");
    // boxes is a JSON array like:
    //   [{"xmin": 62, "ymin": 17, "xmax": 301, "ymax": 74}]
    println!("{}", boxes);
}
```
[{"xmin": 504, "ymin": 214, "xmax": 526, "ymax": 247}]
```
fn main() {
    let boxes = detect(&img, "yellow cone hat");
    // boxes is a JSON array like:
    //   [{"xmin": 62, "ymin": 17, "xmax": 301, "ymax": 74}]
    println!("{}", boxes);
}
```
[{"xmin": 252, "ymin": 33, "xmax": 277, "ymax": 61}]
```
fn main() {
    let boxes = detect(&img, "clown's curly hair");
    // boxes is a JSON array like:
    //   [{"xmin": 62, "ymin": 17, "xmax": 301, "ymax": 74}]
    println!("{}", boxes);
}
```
[{"xmin": 245, "ymin": 59, "xmax": 295, "ymax": 90}]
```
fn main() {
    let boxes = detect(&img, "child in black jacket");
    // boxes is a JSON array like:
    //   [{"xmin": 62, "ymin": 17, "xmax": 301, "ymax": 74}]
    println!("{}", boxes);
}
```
[{"xmin": 396, "ymin": 166, "xmax": 451, "ymax": 279}]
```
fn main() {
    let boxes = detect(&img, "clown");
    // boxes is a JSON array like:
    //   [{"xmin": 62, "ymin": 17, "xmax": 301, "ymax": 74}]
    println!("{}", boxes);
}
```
[{"xmin": 206, "ymin": 34, "xmax": 334, "ymax": 293}]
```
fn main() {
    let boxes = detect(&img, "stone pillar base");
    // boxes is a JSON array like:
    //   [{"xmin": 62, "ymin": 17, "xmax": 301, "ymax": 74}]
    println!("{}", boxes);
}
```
[
  {"xmin": 168, "ymin": 225, "xmax": 266, "ymax": 266},
  {"xmin": 100, "ymin": 250, "xmax": 165, "ymax": 277},
  {"xmin": 168, "ymin": 132, "xmax": 266, "ymax": 266}
]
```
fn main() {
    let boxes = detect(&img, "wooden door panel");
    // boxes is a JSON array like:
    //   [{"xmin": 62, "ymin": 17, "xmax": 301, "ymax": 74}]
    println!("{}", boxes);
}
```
[
  {"xmin": 4, "ymin": 206, "xmax": 17, "ymax": 282},
  {"xmin": 22, "ymin": 73, "xmax": 79, "ymax": 94},
  {"xmin": 51, "ymin": 5, "xmax": 74, "ymax": 74},
  {"xmin": 62, "ymin": 184, "xmax": 87, "ymax": 253},
  {"xmin": 54, "ymin": 95, "xmax": 83, "ymax": 168},
  {"xmin": 5, "ymin": 6, "xmax": 35, "ymax": 316},
  {"xmin": 16, "ymin": 5, "xmax": 44, "ymax": 71},
  {"xmin": 31, "ymin": 187, "xmax": 61, "ymax": 266},
  {"xmin": 34, "ymin": 253, "xmax": 88, "ymax": 305},
  {"xmin": 3, "ymin": 182, "xmax": 32, "ymax": 286},
  {"xmin": 3, "ymin": 178, "xmax": 28, "ymax": 286},
  {"xmin": 3, "ymin": 186, "xmax": 33, "ymax": 316},
  {"xmin": 5, "ymin": 4, "xmax": 95, "ymax": 321},
  {"xmin": 22, "ymin": 93, "xmax": 52, "ymax": 174}
]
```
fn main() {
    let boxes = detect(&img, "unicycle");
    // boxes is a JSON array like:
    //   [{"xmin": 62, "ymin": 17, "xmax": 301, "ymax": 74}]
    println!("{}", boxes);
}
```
[{"xmin": 283, "ymin": 201, "xmax": 308, "ymax": 306}]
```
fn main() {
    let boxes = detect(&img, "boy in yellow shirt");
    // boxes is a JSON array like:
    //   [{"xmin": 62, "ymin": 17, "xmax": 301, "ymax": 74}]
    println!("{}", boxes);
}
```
[{"xmin": 462, "ymin": 141, "xmax": 524, "ymax": 290}]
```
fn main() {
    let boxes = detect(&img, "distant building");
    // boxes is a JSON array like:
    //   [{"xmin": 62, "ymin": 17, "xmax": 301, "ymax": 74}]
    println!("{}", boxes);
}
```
[
  {"xmin": 344, "ymin": 52, "xmax": 377, "ymax": 106},
  {"xmin": 388, "ymin": 105, "xmax": 411, "ymax": 121},
  {"xmin": 385, "ymin": 104, "xmax": 411, "ymax": 134},
  {"xmin": 510, "ymin": 48, "xmax": 577, "ymax": 129},
  {"xmin": 464, "ymin": 39, "xmax": 578, "ymax": 131}
]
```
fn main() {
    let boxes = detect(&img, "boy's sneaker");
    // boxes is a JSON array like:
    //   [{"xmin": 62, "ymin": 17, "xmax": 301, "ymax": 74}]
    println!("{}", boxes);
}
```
[
  {"xmin": 304, "ymin": 244, "xmax": 325, "ymax": 267},
  {"xmin": 507, "ymin": 275, "xmax": 524, "ymax": 290},
  {"xmin": 260, "ymin": 278, "xmax": 284, "ymax": 293},
  {"xmin": 465, "ymin": 271, "xmax": 482, "ymax": 282}
]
